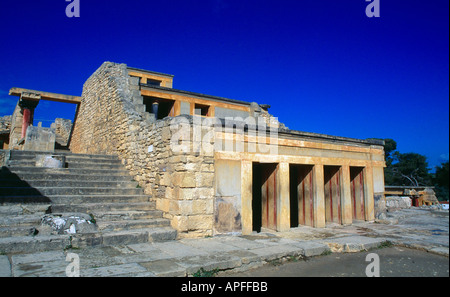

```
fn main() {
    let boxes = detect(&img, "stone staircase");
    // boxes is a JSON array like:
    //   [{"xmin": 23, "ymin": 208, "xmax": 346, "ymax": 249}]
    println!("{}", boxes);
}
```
[{"xmin": 0, "ymin": 150, "xmax": 176, "ymax": 254}]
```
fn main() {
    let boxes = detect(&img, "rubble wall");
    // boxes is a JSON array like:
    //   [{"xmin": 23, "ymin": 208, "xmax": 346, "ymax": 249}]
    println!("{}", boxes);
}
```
[{"xmin": 69, "ymin": 62, "xmax": 215, "ymax": 238}]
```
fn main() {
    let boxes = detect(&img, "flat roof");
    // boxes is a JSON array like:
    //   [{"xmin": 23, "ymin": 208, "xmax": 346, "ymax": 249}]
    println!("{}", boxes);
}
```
[
  {"xmin": 140, "ymin": 84, "xmax": 254, "ymax": 107},
  {"xmin": 127, "ymin": 66, "xmax": 175, "ymax": 78}
]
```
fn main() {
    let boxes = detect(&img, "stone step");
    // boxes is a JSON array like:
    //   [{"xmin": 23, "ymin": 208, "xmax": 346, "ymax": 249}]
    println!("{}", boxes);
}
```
[
  {"xmin": 0, "ymin": 187, "xmax": 144, "ymax": 196},
  {"xmin": 0, "ymin": 173, "xmax": 133, "ymax": 182},
  {"xmin": 92, "ymin": 210, "xmax": 162, "ymax": 221},
  {"xmin": 0, "ymin": 195, "xmax": 151, "ymax": 205},
  {"xmin": 65, "ymin": 163, "xmax": 124, "ymax": 170},
  {"xmin": 7, "ymin": 157, "xmax": 123, "ymax": 166},
  {"xmin": 0, "ymin": 196, "xmax": 52, "ymax": 204},
  {"xmin": 73, "ymin": 227, "xmax": 177, "ymax": 248},
  {"xmin": 45, "ymin": 195, "xmax": 151, "ymax": 205},
  {"xmin": 0, "ymin": 227, "xmax": 177, "ymax": 253},
  {"xmin": 97, "ymin": 218, "xmax": 170, "ymax": 232},
  {"xmin": 1, "ymin": 166, "xmax": 131, "ymax": 176},
  {"xmin": 0, "ymin": 204, "xmax": 51, "ymax": 215},
  {"xmin": 0, "ymin": 179, "xmax": 138, "ymax": 188},
  {"xmin": 0, "ymin": 234, "xmax": 71, "ymax": 253},
  {"xmin": 51, "ymin": 202, "xmax": 157, "ymax": 214},
  {"xmin": 0, "ymin": 225, "xmax": 38, "ymax": 237},
  {"xmin": 0, "ymin": 150, "xmax": 178, "ymax": 253},
  {"xmin": 7, "ymin": 150, "xmax": 119, "ymax": 161},
  {"xmin": 0, "ymin": 214, "xmax": 42, "ymax": 228}
]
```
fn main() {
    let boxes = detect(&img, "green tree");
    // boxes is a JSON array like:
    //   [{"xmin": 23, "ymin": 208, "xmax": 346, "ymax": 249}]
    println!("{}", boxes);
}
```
[
  {"xmin": 381, "ymin": 139, "xmax": 432, "ymax": 186},
  {"xmin": 434, "ymin": 161, "xmax": 449, "ymax": 201},
  {"xmin": 383, "ymin": 138, "xmax": 397, "ymax": 167},
  {"xmin": 389, "ymin": 152, "xmax": 432, "ymax": 186},
  {"xmin": 382, "ymin": 139, "xmax": 397, "ymax": 185}
]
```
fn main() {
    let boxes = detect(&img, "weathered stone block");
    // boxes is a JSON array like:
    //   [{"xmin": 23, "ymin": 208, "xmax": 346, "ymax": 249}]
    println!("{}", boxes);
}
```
[
  {"xmin": 214, "ymin": 196, "xmax": 242, "ymax": 233},
  {"xmin": 173, "ymin": 172, "xmax": 196, "ymax": 188},
  {"xmin": 195, "ymin": 172, "xmax": 214, "ymax": 188},
  {"xmin": 187, "ymin": 215, "xmax": 213, "ymax": 230},
  {"xmin": 171, "ymin": 215, "xmax": 189, "ymax": 232}
]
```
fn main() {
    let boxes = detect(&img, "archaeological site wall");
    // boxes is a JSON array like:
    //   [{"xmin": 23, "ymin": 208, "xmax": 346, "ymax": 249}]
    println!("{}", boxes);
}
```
[
  {"xmin": 70, "ymin": 62, "xmax": 216, "ymax": 238},
  {"xmin": 69, "ymin": 62, "xmax": 386, "ymax": 239}
]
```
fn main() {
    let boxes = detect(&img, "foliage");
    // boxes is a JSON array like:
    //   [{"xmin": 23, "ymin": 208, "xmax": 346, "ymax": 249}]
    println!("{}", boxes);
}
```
[
  {"xmin": 433, "ymin": 161, "xmax": 449, "ymax": 201},
  {"xmin": 382, "ymin": 139, "xmax": 432, "ymax": 187}
]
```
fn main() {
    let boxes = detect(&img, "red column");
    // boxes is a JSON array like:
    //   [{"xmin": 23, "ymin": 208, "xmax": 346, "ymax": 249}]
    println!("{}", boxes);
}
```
[{"xmin": 21, "ymin": 108, "xmax": 32, "ymax": 138}]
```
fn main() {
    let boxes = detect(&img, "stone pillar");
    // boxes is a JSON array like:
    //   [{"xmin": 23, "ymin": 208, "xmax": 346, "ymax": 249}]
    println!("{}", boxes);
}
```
[
  {"xmin": 313, "ymin": 164, "xmax": 326, "ymax": 228},
  {"xmin": 277, "ymin": 162, "xmax": 290, "ymax": 232},
  {"xmin": 241, "ymin": 160, "xmax": 253, "ymax": 235},
  {"xmin": 19, "ymin": 99, "xmax": 39, "ymax": 138},
  {"xmin": 21, "ymin": 107, "xmax": 32, "ymax": 138},
  {"xmin": 340, "ymin": 165, "xmax": 353, "ymax": 225},
  {"xmin": 364, "ymin": 166, "xmax": 375, "ymax": 221},
  {"xmin": 152, "ymin": 101, "xmax": 159, "ymax": 120}
]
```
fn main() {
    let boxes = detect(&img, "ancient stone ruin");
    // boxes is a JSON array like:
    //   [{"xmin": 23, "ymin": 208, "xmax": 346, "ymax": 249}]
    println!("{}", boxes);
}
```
[{"xmin": 0, "ymin": 62, "xmax": 387, "ymax": 252}]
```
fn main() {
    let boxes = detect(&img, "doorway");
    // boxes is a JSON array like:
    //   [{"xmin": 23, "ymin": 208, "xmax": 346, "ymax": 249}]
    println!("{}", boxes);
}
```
[
  {"xmin": 143, "ymin": 96, "xmax": 175, "ymax": 119},
  {"xmin": 350, "ymin": 166, "xmax": 366, "ymax": 221},
  {"xmin": 252, "ymin": 162, "xmax": 279, "ymax": 232},
  {"xmin": 290, "ymin": 164, "xmax": 314, "ymax": 227},
  {"xmin": 324, "ymin": 165, "xmax": 342, "ymax": 224}
]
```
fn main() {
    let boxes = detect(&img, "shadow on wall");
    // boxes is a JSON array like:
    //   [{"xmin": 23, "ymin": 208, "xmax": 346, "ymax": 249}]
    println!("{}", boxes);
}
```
[{"xmin": 0, "ymin": 166, "xmax": 51, "ymax": 204}]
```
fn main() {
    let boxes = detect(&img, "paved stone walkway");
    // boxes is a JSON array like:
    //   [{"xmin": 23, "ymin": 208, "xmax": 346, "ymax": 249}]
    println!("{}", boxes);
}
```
[{"xmin": 0, "ymin": 208, "xmax": 448, "ymax": 277}]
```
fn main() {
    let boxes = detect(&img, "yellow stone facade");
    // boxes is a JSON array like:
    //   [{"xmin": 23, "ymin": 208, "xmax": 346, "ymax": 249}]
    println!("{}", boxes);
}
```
[{"xmin": 7, "ymin": 62, "xmax": 386, "ymax": 238}]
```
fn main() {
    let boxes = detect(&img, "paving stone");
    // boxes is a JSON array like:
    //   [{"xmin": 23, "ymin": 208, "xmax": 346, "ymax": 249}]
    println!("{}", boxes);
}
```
[
  {"xmin": 82, "ymin": 263, "xmax": 148, "ymax": 277},
  {"xmin": 0, "ymin": 255, "xmax": 11, "ymax": 277},
  {"xmin": 223, "ymin": 249, "xmax": 260, "ymax": 264},
  {"xmin": 321, "ymin": 236, "xmax": 388, "ymax": 253},
  {"xmin": 179, "ymin": 237, "xmax": 241, "ymax": 253},
  {"xmin": 151, "ymin": 241, "xmax": 208, "ymax": 258},
  {"xmin": 175, "ymin": 253, "xmax": 242, "ymax": 275},
  {"xmin": 11, "ymin": 250, "xmax": 66, "ymax": 265},
  {"xmin": 139, "ymin": 259, "xmax": 187, "ymax": 277},
  {"xmin": 215, "ymin": 236, "xmax": 266, "ymax": 250},
  {"xmin": 290, "ymin": 241, "xmax": 331, "ymax": 257},
  {"xmin": 429, "ymin": 246, "xmax": 449, "ymax": 257},
  {"xmin": 13, "ymin": 259, "xmax": 68, "ymax": 277},
  {"xmin": 250, "ymin": 244, "xmax": 304, "ymax": 261}
]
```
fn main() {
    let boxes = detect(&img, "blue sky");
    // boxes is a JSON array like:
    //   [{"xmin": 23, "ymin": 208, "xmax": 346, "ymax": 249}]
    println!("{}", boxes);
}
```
[{"xmin": 0, "ymin": 0, "xmax": 448, "ymax": 168}]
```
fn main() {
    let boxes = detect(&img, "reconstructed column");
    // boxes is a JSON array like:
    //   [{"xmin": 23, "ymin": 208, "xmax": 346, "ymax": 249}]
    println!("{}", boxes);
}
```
[
  {"xmin": 152, "ymin": 101, "xmax": 159, "ymax": 120},
  {"xmin": 364, "ymin": 166, "xmax": 375, "ymax": 221},
  {"xmin": 313, "ymin": 164, "xmax": 326, "ymax": 228},
  {"xmin": 21, "ymin": 107, "xmax": 32, "ymax": 138},
  {"xmin": 340, "ymin": 165, "xmax": 353, "ymax": 225},
  {"xmin": 14, "ymin": 97, "xmax": 39, "ymax": 143},
  {"xmin": 241, "ymin": 160, "xmax": 253, "ymax": 235},
  {"xmin": 277, "ymin": 162, "xmax": 290, "ymax": 232}
]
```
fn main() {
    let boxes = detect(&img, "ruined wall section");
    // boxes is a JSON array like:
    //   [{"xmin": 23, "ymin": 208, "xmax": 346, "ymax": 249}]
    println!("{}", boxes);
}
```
[
  {"xmin": 70, "ymin": 62, "xmax": 215, "ymax": 238},
  {"xmin": 70, "ymin": 62, "xmax": 164, "ymax": 196},
  {"xmin": 156, "ymin": 117, "xmax": 216, "ymax": 238}
]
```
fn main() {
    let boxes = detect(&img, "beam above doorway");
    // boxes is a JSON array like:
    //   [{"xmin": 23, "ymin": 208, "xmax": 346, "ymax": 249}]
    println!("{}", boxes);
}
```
[{"xmin": 9, "ymin": 87, "xmax": 81, "ymax": 104}]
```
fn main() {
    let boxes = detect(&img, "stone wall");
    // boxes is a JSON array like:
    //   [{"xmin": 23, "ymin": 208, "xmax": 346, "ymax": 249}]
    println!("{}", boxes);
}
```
[
  {"xmin": 157, "ymin": 116, "xmax": 216, "ymax": 237},
  {"xmin": 23, "ymin": 126, "xmax": 55, "ymax": 152},
  {"xmin": 0, "ymin": 150, "xmax": 7, "ymax": 166},
  {"xmin": 69, "ymin": 62, "xmax": 216, "ymax": 238},
  {"xmin": 385, "ymin": 196, "xmax": 412, "ymax": 211},
  {"xmin": 0, "ymin": 115, "xmax": 11, "ymax": 132},
  {"xmin": 51, "ymin": 118, "xmax": 73, "ymax": 147}
]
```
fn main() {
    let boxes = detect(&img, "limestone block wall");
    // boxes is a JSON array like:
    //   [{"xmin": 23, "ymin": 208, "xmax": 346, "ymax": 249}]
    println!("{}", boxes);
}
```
[
  {"xmin": 70, "ymin": 62, "xmax": 216, "ymax": 238},
  {"xmin": 157, "ymin": 117, "xmax": 216, "ymax": 238}
]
